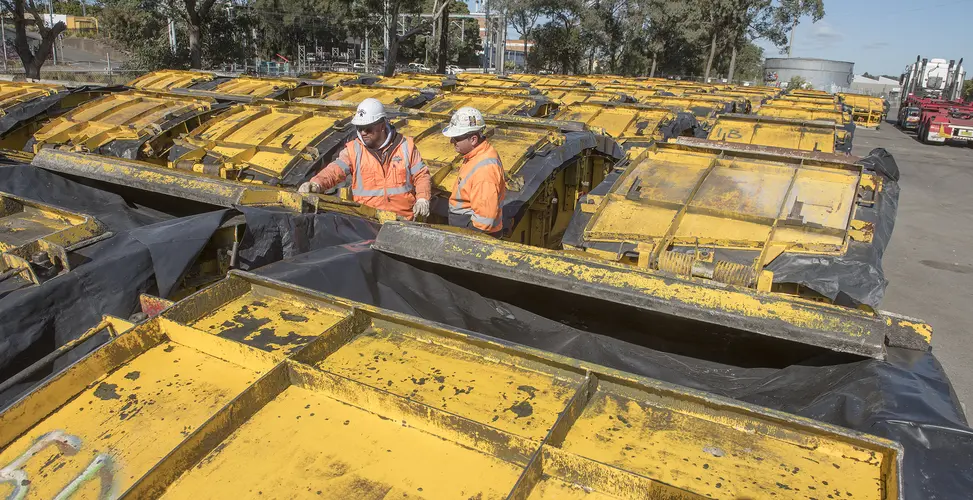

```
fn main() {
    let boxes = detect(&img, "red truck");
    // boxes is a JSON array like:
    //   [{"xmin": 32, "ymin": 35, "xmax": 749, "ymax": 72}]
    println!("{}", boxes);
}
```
[{"xmin": 899, "ymin": 56, "xmax": 971, "ymax": 145}]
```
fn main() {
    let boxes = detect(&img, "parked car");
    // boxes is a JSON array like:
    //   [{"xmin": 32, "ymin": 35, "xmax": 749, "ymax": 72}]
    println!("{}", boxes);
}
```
[
  {"xmin": 446, "ymin": 65, "xmax": 464, "ymax": 75},
  {"xmin": 897, "ymin": 106, "xmax": 921, "ymax": 131},
  {"xmin": 408, "ymin": 62, "xmax": 432, "ymax": 73},
  {"xmin": 352, "ymin": 62, "xmax": 366, "ymax": 71},
  {"xmin": 331, "ymin": 61, "xmax": 351, "ymax": 72}
]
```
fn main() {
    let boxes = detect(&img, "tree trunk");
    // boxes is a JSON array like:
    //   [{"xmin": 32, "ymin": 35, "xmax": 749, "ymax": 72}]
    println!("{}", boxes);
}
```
[
  {"xmin": 523, "ymin": 35, "xmax": 529, "ymax": 72},
  {"xmin": 650, "ymin": 52, "xmax": 657, "ymax": 78},
  {"xmin": 436, "ymin": 0, "xmax": 449, "ymax": 74},
  {"xmin": 384, "ymin": 36, "xmax": 399, "ymax": 77},
  {"xmin": 727, "ymin": 44, "xmax": 738, "ymax": 83},
  {"xmin": 188, "ymin": 24, "xmax": 202, "ymax": 69},
  {"xmin": 703, "ymin": 33, "xmax": 717, "ymax": 81}
]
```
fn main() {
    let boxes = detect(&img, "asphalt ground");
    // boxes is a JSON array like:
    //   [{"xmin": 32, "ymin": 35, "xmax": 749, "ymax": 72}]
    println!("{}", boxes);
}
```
[{"xmin": 852, "ymin": 110, "xmax": 973, "ymax": 415}]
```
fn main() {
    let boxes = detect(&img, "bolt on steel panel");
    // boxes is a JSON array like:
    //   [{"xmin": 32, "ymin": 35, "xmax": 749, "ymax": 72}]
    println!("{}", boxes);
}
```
[{"xmin": 0, "ymin": 270, "xmax": 904, "ymax": 499}]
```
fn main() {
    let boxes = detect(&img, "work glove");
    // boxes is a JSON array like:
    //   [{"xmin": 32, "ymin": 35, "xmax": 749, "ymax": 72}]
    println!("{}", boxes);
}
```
[
  {"xmin": 298, "ymin": 181, "xmax": 321, "ymax": 194},
  {"xmin": 413, "ymin": 198, "xmax": 430, "ymax": 218}
]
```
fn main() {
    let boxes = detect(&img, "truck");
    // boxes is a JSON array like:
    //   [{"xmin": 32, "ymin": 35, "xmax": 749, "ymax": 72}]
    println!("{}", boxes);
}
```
[{"xmin": 899, "ymin": 55, "xmax": 973, "ymax": 145}]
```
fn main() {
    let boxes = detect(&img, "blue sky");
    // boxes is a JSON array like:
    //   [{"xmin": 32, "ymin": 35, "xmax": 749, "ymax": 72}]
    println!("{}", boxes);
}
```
[
  {"xmin": 464, "ymin": 0, "xmax": 972, "ymax": 77},
  {"xmin": 756, "ymin": 0, "xmax": 973, "ymax": 76}
]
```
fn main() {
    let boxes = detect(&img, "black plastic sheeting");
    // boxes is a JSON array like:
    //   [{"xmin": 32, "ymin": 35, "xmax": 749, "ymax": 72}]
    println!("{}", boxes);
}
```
[
  {"xmin": 0, "ymin": 166, "xmax": 230, "ymax": 402},
  {"xmin": 563, "ymin": 147, "xmax": 900, "ymax": 309},
  {"xmin": 243, "ymin": 209, "xmax": 971, "ymax": 500}
]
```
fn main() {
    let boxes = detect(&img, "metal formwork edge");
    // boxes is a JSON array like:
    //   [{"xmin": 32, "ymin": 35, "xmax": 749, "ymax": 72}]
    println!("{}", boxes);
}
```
[{"xmin": 372, "ymin": 222, "xmax": 931, "ymax": 359}]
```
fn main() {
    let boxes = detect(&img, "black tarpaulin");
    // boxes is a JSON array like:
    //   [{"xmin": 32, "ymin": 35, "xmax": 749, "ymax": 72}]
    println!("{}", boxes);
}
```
[{"xmin": 244, "ymin": 213, "xmax": 971, "ymax": 499}]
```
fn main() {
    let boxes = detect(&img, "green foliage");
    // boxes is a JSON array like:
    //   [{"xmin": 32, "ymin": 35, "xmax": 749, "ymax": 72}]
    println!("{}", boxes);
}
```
[
  {"xmin": 963, "ymin": 79, "xmax": 973, "ymax": 102},
  {"xmin": 787, "ymin": 75, "xmax": 808, "ymax": 89}
]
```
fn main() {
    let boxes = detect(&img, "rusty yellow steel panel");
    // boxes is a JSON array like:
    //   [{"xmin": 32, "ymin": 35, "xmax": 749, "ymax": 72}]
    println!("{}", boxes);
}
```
[
  {"xmin": 301, "ymin": 71, "xmax": 364, "ymax": 86},
  {"xmin": 775, "ymin": 95, "xmax": 841, "ymax": 109},
  {"xmin": 425, "ymin": 90, "xmax": 541, "ymax": 116},
  {"xmin": 29, "ymin": 90, "xmax": 217, "ymax": 158},
  {"xmin": 839, "ymin": 93, "xmax": 885, "ymax": 128},
  {"xmin": 758, "ymin": 104, "xmax": 852, "ymax": 125},
  {"xmin": 554, "ymin": 102, "xmax": 674, "ymax": 144},
  {"xmin": 319, "ymin": 84, "xmax": 426, "ymax": 106},
  {"xmin": 707, "ymin": 114, "xmax": 843, "ymax": 153},
  {"xmin": 168, "ymin": 101, "xmax": 354, "ymax": 183},
  {"xmin": 541, "ymin": 87, "xmax": 626, "ymax": 105},
  {"xmin": 634, "ymin": 95, "xmax": 733, "ymax": 118},
  {"xmin": 0, "ymin": 81, "xmax": 61, "ymax": 111},
  {"xmin": 208, "ymin": 76, "xmax": 299, "ymax": 97},
  {"xmin": 127, "ymin": 70, "xmax": 215, "ymax": 91},
  {"xmin": 456, "ymin": 82, "xmax": 535, "ymax": 95},
  {"xmin": 378, "ymin": 75, "xmax": 451, "ymax": 89},
  {"xmin": 580, "ymin": 140, "xmax": 867, "ymax": 264},
  {"xmin": 0, "ymin": 192, "xmax": 108, "ymax": 284},
  {"xmin": 0, "ymin": 271, "xmax": 903, "ymax": 498}
]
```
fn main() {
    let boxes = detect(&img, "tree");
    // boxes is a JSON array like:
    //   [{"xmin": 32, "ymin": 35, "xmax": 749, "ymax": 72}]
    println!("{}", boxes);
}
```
[
  {"xmin": 787, "ymin": 75, "xmax": 807, "ymax": 89},
  {"xmin": 774, "ymin": 0, "xmax": 825, "ymax": 57},
  {"xmin": 534, "ymin": 0, "xmax": 583, "ymax": 73},
  {"xmin": 349, "ymin": 0, "xmax": 447, "ymax": 76},
  {"xmin": 166, "ymin": 0, "xmax": 220, "ymax": 68},
  {"xmin": 963, "ymin": 79, "xmax": 973, "ymax": 102},
  {"xmin": 504, "ymin": 0, "xmax": 542, "ymax": 71},
  {"xmin": 861, "ymin": 71, "xmax": 876, "ymax": 79},
  {"xmin": 0, "ymin": 0, "xmax": 67, "ymax": 79}
]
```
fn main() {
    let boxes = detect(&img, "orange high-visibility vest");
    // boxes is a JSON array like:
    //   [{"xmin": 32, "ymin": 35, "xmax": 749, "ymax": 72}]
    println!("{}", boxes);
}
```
[
  {"xmin": 311, "ymin": 134, "xmax": 430, "ymax": 218},
  {"xmin": 448, "ymin": 140, "xmax": 505, "ymax": 233}
]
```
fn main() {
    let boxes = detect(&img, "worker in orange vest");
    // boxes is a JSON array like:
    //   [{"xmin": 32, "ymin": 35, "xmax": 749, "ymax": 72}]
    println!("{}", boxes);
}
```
[
  {"xmin": 442, "ymin": 107, "xmax": 506, "ymax": 236},
  {"xmin": 298, "ymin": 98, "xmax": 431, "ymax": 220}
]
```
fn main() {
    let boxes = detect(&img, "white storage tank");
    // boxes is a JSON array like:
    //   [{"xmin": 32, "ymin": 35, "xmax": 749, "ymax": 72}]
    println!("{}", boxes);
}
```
[{"xmin": 764, "ymin": 58, "xmax": 855, "ymax": 92}]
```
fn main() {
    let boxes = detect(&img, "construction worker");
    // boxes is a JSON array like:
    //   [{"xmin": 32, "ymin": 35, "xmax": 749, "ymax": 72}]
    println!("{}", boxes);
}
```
[
  {"xmin": 442, "ymin": 107, "xmax": 506, "ymax": 236},
  {"xmin": 298, "ymin": 98, "xmax": 431, "ymax": 220}
]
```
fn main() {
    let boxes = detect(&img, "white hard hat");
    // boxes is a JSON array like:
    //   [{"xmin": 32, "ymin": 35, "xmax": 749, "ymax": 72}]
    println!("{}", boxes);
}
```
[
  {"xmin": 351, "ymin": 98, "xmax": 386, "ymax": 126},
  {"xmin": 442, "ymin": 106, "xmax": 486, "ymax": 138}
]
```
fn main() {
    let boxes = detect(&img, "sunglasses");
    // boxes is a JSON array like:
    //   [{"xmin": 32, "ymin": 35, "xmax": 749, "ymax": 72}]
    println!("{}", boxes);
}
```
[{"xmin": 356, "ymin": 122, "xmax": 384, "ymax": 134}]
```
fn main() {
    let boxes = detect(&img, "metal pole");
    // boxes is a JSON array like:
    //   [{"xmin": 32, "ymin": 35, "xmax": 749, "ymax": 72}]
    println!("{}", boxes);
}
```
[
  {"xmin": 1, "ymin": 8, "xmax": 8, "ymax": 73},
  {"xmin": 49, "ymin": 0, "xmax": 57, "ymax": 65},
  {"xmin": 364, "ymin": 32, "xmax": 369, "ymax": 73},
  {"xmin": 80, "ymin": 0, "xmax": 85, "ymax": 16},
  {"xmin": 482, "ymin": 0, "xmax": 489, "ymax": 73},
  {"xmin": 168, "ymin": 18, "xmax": 177, "ymax": 52}
]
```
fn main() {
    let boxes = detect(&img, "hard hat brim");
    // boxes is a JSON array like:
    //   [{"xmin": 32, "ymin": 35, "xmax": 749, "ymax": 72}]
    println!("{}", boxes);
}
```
[
  {"xmin": 442, "ymin": 125, "xmax": 484, "ymax": 138},
  {"xmin": 351, "ymin": 115, "xmax": 386, "ymax": 127}
]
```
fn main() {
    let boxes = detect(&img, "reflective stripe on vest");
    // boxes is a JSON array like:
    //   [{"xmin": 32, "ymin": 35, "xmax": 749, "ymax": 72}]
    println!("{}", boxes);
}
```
[
  {"xmin": 449, "ymin": 156, "xmax": 502, "ymax": 209},
  {"xmin": 334, "ymin": 157, "xmax": 352, "ymax": 176},
  {"xmin": 451, "ymin": 207, "xmax": 500, "ymax": 227},
  {"xmin": 350, "ymin": 138, "xmax": 415, "ymax": 198}
]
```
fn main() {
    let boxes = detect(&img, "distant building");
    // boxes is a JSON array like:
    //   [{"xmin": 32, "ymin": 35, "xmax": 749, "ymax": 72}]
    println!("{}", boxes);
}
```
[
  {"xmin": 764, "ymin": 57, "xmax": 855, "ymax": 93},
  {"xmin": 852, "ymin": 75, "xmax": 902, "ymax": 98},
  {"xmin": 504, "ymin": 40, "xmax": 533, "ymax": 69}
]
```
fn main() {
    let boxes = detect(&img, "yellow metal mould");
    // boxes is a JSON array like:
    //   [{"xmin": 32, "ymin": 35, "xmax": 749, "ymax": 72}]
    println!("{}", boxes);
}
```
[
  {"xmin": 0, "ymin": 81, "xmax": 61, "ymax": 112},
  {"xmin": 301, "ymin": 71, "xmax": 370, "ymax": 86},
  {"xmin": 0, "ymin": 191, "xmax": 109, "ymax": 285},
  {"xmin": 706, "ymin": 114, "xmax": 847, "ymax": 154},
  {"xmin": 376, "ymin": 74, "xmax": 456, "ymax": 90},
  {"xmin": 29, "ymin": 90, "xmax": 220, "ymax": 161},
  {"xmin": 758, "ymin": 103, "xmax": 853, "ymax": 125},
  {"xmin": 575, "ymin": 139, "xmax": 879, "ymax": 284},
  {"xmin": 30, "ymin": 148, "xmax": 397, "ymax": 223},
  {"xmin": 374, "ymin": 222, "xmax": 932, "ymax": 359},
  {"xmin": 172, "ymin": 76, "xmax": 332, "ymax": 102},
  {"xmin": 0, "ymin": 82, "xmax": 115, "ymax": 151},
  {"xmin": 127, "ymin": 70, "xmax": 216, "ymax": 91},
  {"xmin": 455, "ymin": 82, "xmax": 535, "ymax": 95},
  {"xmin": 168, "ymin": 100, "xmax": 356, "ymax": 184},
  {"xmin": 0, "ymin": 270, "xmax": 904, "ymax": 499},
  {"xmin": 425, "ymin": 90, "xmax": 552, "ymax": 116},
  {"xmin": 631, "ymin": 95, "xmax": 729, "ymax": 123},
  {"xmin": 317, "ymin": 84, "xmax": 431, "ymax": 107},
  {"xmin": 838, "ymin": 93, "xmax": 886, "ymax": 129},
  {"xmin": 553, "ymin": 102, "xmax": 676, "ymax": 145},
  {"xmin": 540, "ymin": 87, "xmax": 629, "ymax": 105}
]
